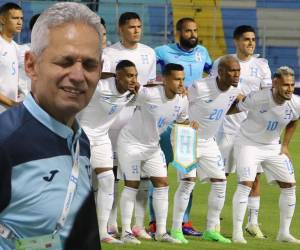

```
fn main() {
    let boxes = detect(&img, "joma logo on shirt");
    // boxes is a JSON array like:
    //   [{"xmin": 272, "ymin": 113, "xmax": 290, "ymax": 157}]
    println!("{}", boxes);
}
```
[{"xmin": 43, "ymin": 170, "xmax": 59, "ymax": 182}]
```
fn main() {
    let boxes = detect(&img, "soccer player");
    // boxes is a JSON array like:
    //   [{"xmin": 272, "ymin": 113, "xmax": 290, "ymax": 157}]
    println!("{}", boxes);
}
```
[
  {"xmin": 212, "ymin": 25, "xmax": 272, "ymax": 238},
  {"xmin": 78, "ymin": 60, "xmax": 139, "ymax": 244},
  {"xmin": 118, "ymin": 63, "xmax": 195, "ymax": 244},
  {"xmin": 232, "ymin": 66, "xmax": 300, "ymax": 244},
  {"xmin": 0, "ymin": 2, "xmax": 23, "ymax": 113},
  {"xmin": 0, "ymin": 2, "xmax": 102, "ymax": 249},
  {"xmin": 103, "ymin": 12, "xmax": 156, "ymax": 239},
  {"xmin": 170, "ymin": 55, "xmax": 240, "ymax": 244},
  {"xmin": 150, "ymin": 17, "xmax": 212, "ymax": 236}
]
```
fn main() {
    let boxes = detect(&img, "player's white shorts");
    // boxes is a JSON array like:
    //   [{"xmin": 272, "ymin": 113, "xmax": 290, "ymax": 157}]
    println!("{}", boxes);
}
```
[
  {"xmin": 90, "ymin": 138, "xmax": 113, "ymax": 169},
  {"xmin": 216, "ymin": 132, "xmax": 263, "ymax": 174},
  {"xmin": 118, "ymin": 139, "xmax": 167, "ymax": 181},
  {"xmin": 234, "ymin": 142, "xmax": 296, "ymax": 184},
  {"xmin": 178, "ymin": 137, "xmax": 226, "ymax": 183}
]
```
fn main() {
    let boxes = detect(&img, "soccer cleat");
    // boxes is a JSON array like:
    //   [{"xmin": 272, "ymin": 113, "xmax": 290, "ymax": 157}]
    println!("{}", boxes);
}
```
[
  {"xmin": 132, "ymin": 225, "xmax": 152, "ymax": 240},
  {"xmin": 101, "ymin": 235, "xmax": 123, "ymax": 244},
  {"xmin": 182, "ymin": 221, "xmax": 202, "ymax": 237},
  {"xmin": 276, "ymin": 234, "xmax": 300, "ymax": 244},
  {"xmin": 121, "ymin": 231, "xmax": 141, "ymax": 244},
  {"xmin": 108, "ymin": 225, "xmax": 119, "ymax": 238},
  {"xmin": 155, "ymin": 233, "xmax": 182, "ymax": 244},
  {"xmin": 203, "ymin": 230, "xmax": 231, "ymax": 243},
  {"xmin": 149, "ymin": 221, "xmax": 156, "ymax": 235},
  {"xmin": 245, "ymin": 224, "xmax": 266, "ymax": 239},
  {"xmin": 170, "ymin": 228, "xmax": 189, "ymax": 244}
]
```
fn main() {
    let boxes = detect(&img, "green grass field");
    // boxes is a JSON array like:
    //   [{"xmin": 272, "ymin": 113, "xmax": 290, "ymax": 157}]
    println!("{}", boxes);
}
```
[{"xmin": 104, "ymin": 127, "xmax": 300, "ymax": 250}]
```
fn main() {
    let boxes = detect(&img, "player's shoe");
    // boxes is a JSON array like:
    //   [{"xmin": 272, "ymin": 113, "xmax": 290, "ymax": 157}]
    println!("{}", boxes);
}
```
[
  {"xmin": 245, "ymin": 224, "xmax": 267, "ymax": 239},
  {"xmin": 132, "ymin": 225, "xmax": 152, "ymax": 240},
  {"xmin": 108, "ymin": 225, "xmax": 119, "ymax": 238},
  {"xmin": 170, "ymin": 229, "xmax": 189, "ymax": 244},
  {"xmin": 121, "ymin": 231, "xmax": 141, "ymax": 244},
  {"xmin": 276, "ymin": 234, "xmax": 300, "ymax": 244},
  {"xmin": 149, "ymin": 221, "xmax": 156, "ymax": 236},
  {"xmin": 182, "ymin": 221, "xmax": 202, "ymax": 236},
  {"xmin": 155, "ymin": 233, "xmax": 182, "ymax": 244},
  {"xmin": 202, "ymin": 230, "xmax": 231, "ymax": 243},
  {"xmin": 101, "ymin": 235, "xmax": 123, "ymax": 244}
]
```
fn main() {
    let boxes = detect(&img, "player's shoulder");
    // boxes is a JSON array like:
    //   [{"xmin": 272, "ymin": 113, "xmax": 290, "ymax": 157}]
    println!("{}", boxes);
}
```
[
  {"xmin": 195, "ymin": 44, "xmax": 210, "ymax": 53},
  {"xmin": 246, "ymin": 88, "xmax": 271, "ymax": 104},
  {"xmin": 252, "ymin": 55, "xmax": 270, "ymax": 68},
  {"xmin": 103, "ymin": 42, "xmax": 121, "ymax": 53},
  {"xmin": 138, "ymin": 43, "xmax": 155, "ymax": 53}
]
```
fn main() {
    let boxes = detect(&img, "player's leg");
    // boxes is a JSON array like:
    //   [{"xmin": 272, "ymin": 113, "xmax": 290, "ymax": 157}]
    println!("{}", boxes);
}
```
[
  {"xmin": 92, "ymin": 142, "xmax": 122, "ymax": 244},
  {"xmin": 146, "ymin": 149, "xmax": 181, "ymax": 244},
  {"xmin": 232, "ymin": 143, "xmax": 261, "ymax": 244},
  {"xmin": 196, "ymin": 138, "xmax": 231, "ymax": 243},
  {"xmin": 171, "ymin": 169, "xmax": 196, "ymax": 243},
  {"xmin": 263, "ymin": 149, "xmax": 299, "ymax": 243}
]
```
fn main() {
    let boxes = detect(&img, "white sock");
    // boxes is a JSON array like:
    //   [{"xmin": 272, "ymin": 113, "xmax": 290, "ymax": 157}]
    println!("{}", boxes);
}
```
[
  {"xmin": 134, "ymin": 179, "xmax": 150, "ymax": 228},
  {"xmin": 108, "ymin": 181, "xmax": 119, "ymax": 230},
  {"xmin": 153, "ymin": 186, "xmax": 169, "ymax": 235},
  {"xmin": 96, "ymin": 170, "xmax": 115, "ymax": 239},
  {"xmin": 247, "ymin": 196, "xmax": 260, "ymax": 225},
  {"xmin": 232, "ymin": 184, "xmax": 251, "ymax": 236},
  {"xmin": 120, "ymin": 186, "xmax": 138, "ymax": 235},
  {"xmin": 172, "ymin": 181, "xmax": 195, "ymax": 230},
  {"xmin": 206, "ymin": 181, "xmax": 226, "ymax": 231},
  {"xmin": 279, "ymin": 186, "xmax": 296, "ymax": 236}
]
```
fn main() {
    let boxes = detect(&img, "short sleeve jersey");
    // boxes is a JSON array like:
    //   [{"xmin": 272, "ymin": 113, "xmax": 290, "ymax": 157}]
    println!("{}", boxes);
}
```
[
  {"xmin": 119, "ymin": 85, "xmax": 188, "ymax": 148},
  {"xmin": 237, "ymin": 89, "xmax": 300, "ymax": 145},
  {"xmin": 78, "ymin": 77, "xmax": 135, "ymax": 143},
  {"xmin": 188, "ymin": 76, "xmax": 240, "ymax": 139},
  {"xmin": 103, "ymin": 42, "xmax": 156, "ymax": 85},
  {"xmin": 211, "ymin": 54, "xmax": 272, "ymax": 134},
  {"xmin": 155, "ymin": 43, "xmax": 212, "ymax": 87},
  {"xmin": 0, "ymin": 36, "xmax": 19, "ymax": 113}
]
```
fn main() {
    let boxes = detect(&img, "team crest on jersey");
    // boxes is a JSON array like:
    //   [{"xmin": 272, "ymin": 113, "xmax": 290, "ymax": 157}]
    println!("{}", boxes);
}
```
[
  {"xmin": 195, "ymin": 52, "xmax": 202, "ymax": 62},
  {"xmin": 250, "ymin": 67, "xmax": 258, "ymax": 77},
  {"xmin": 141, "ymin": 54, "xmax": 149, "ymax": 64}
]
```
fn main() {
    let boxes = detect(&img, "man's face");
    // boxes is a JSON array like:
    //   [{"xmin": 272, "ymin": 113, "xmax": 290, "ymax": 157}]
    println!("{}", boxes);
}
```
[
  {"xmin": 102, "ymin": 27, "xmax": 107, "ymax": 49},
  {"xmin": 26, "ymin": 22, "xmax": 101, "ymax": 124},
  {"xmin": 119, "ymin": 18, "xmax": 142, "ymax": 44},
  {"xmin": 165, "ymin": 70, "xmax": 185, "ymax": 95},
  {"xmin": 1, "ymin": 9, "xmax": 23, "ymax": 34},
  {"xmin": 274, "ymin": 75, "xmax": 295, "ymax": 100},
  {"xmin": 116, "ymin": 66, "xmax": 138, "ymax": 92},
  {"xmin": 219, "ymin": 59, "xmax": 240, "ymax": 88},
  {"xmin": 234, "ymin": 32, "xmax": 256, "ymax": 57},
  {"xmin": 178, "ymin": 21, "xmax": 198, "ymax": 49}
]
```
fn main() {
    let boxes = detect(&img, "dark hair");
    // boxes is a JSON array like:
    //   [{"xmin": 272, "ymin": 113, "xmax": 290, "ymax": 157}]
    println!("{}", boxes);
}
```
[
  {"xmin": 116, "ymin": 60, "xmax": 136, "ymax": 71},
  {"xmin": 29, "ymin": 13, "xmax": 40, "ymax": 31},
  {"xmin": 118, "ymin": 12, "xmax": 140, "ymax": 26},
  {"xmin": 163, "ymin": 63, "xmax": 184, "ymax": 76},
  {"xmin": 176, "ymin": 17, "xmax": 195, "ymax": 31},
  {"xmin": 100, "ymin": 17, "xmax": 106, "ymax": 29},
  {"xmin": 0, "ymin": 2, "xmax": 22, "ymax": 15},
  {"xmin": 233, "ymin": 25, "xmax": 255, "ymax": 39}
]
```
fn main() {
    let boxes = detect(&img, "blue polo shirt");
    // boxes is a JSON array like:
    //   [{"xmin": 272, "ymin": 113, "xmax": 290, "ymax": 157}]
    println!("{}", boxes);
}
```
[
  {"xmin": 0, "ymin": 94, "xmax": 92, "ymax": 249},
  {"xmin": 155, "ymin": 43, "xmax": 212, "ymax": 87}
]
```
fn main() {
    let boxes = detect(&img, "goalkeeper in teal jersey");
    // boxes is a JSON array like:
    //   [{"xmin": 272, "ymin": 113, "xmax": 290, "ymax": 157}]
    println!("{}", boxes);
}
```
[{"xmin": 149, "ymin": 17, "xmax": 212, "ymax": 237}]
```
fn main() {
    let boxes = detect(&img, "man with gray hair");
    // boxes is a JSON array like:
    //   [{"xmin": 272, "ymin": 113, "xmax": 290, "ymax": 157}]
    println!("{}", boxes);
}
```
[
  {"xmin": 232, "ymin": 66, "xmax": 300, "ymax": 244},
  {"xmin": 0, "ymin": 2, "xmax": 102, "ymax": 249}
]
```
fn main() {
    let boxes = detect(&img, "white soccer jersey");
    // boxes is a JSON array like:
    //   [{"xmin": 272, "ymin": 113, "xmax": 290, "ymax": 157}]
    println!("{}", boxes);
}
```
[
  {"xmin": 18, "ymin": 43, "xmax": 31, "ymax": 96},
  {"xmin": 103, "ymin": 41, "xmax": 156, "ymax": 85},
  {"xmin": 188, "ymin": 76, "xmax": 240, "ymax": 139},
  {"xmin": 211, "ymin": 54, "xmax": 272, "ymax": 134},
  {"xmin": 237, "ymin": 88, "xmax": 300, "ymax": 145},
  {"xmin": 119, "ymin": 85, "xmax": 188, "ymax": 148},
  {"xmin": 78, "ymin": 77, "xmax": 135, "ymax": 143},
  {"xmin": 0, "ymin": 36, "xmax": 19, "ymax": 112}
]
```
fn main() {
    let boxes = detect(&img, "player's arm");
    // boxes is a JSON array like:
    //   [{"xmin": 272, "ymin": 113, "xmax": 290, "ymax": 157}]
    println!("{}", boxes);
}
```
[
  {"xmin": 226, "ymin": 94, "xmax": 245, "ymax": 115},
  {"xmin": 0, "ymin": 92, "xmax": 18, "ymax": 108},
  {"xmin": 280, "ymin": 119, "xmax": 298, "ymax": 159}
]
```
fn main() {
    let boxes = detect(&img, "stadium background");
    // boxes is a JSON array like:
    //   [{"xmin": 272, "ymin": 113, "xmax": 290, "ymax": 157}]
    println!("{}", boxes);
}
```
[{"xmin": 0, "ymin": 0, "xmax": 299, "ymax": 249}]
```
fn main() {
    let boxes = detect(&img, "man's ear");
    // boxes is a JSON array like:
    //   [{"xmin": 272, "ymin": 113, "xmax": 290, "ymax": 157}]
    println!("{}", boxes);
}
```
[
  {"xmin": 0, "ymin": 15, "xmax": 6, "ymax": 26},
  {"xmin": 24, "ymin": 51, "xmax": 38, "ymax": 82}
]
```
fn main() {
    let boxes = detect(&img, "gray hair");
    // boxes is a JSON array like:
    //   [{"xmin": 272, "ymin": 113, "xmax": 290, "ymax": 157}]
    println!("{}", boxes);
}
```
[
  {"xmin": 218, "ymin": 55, "xmax": 239, "ymax": 70},
  {"xmin": 31, "ymin": 2, "xmax": 103, "ymax": 56},
  {"xmin": 273, "ymin": 66, "xmax": 295, "ymax": 79}
]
